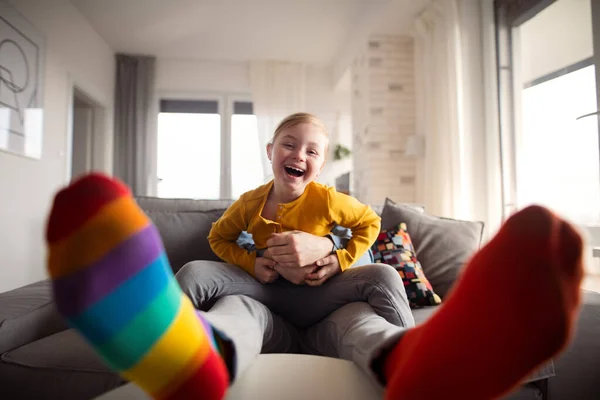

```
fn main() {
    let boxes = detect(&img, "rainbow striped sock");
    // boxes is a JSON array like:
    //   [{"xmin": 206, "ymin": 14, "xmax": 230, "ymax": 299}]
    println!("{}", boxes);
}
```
[{"xmin": 46, "ymin": 173, "xmax": 229, "ymax": 400}]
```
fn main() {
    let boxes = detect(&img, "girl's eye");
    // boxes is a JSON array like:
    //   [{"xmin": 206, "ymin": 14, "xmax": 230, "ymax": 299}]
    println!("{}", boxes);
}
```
[
  {"xmin": 283, "ymin": 143, "xmax": 294, "ymax": 149},
  {"xmin": 308, "ymin": 150, "xmax": 318, "ymax": 155}
]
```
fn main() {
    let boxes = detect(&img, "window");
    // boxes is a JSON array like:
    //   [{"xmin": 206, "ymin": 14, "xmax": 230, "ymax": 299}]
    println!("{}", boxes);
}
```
[
  {"xmin": 156, "ymin": 96, "xmax": 263, "ymax": 199},
  {"xmin": 518, "ymin": 65, "xmax": 600, "ymax": 225},
  {"xmin": 495, "ymin": 0, "xmax": 600, "ymax": 226},
  {"xmin": 231, "ymin": 112, "xmax": 263, "ymax": 198}
]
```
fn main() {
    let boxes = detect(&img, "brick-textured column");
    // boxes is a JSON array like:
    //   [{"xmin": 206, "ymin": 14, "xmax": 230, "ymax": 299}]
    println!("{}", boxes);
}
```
[{"xmin": 351, "ymin": 35, "xmax": 416, "ymax": 206}]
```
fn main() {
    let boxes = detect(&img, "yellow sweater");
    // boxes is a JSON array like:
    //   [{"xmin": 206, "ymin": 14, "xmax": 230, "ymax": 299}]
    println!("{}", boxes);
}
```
[{"xmin": 208, "ymin": 180, "xmax": 381, "ymax": 276}]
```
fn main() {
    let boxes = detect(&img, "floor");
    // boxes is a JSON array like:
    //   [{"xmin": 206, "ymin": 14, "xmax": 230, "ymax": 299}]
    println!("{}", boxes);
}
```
[
  {"xmin": 582, "ymin": 247, "xmax": 600, "ymax": 293},
  {"xmin": 582, "ymin": 275, "xmax": 600, "ymax": 293}
]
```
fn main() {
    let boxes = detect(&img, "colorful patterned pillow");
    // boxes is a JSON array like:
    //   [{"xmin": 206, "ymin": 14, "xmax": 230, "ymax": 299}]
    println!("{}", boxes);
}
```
[{"xmin": 371, "ymin": 223, "xmax": 442, "ymax": 309}]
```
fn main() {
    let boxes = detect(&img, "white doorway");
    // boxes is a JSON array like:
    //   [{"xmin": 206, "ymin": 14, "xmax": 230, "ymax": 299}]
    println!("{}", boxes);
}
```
[{"xmin": 69, "ymin": 87, "xmax": 105, "ymax": 180}]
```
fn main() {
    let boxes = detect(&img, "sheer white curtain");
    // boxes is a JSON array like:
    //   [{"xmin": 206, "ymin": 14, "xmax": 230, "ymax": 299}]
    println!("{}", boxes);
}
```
[
  {"xmin": 249, "ymin": 61, "xmax": 306, "ymax": 182},
  {"xmin": 414, "ymin": 0, "xmax": 489, "ymax": 223}
]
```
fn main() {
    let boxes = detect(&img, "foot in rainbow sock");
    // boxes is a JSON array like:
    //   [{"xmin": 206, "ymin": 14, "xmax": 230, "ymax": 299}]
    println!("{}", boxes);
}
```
[
  {"xmin": 383, "ymin": 205, "xmax": 584, "ymax": 400},
  {"xmin": 46, "ymin": 173, "xmax": 229, "ymax": 400}
]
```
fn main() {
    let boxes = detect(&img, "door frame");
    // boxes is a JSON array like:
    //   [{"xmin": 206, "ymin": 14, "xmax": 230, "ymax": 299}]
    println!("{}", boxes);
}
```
[{"xmin": 66, "ymin": 82, "xmax": 106, "ymax": 181}]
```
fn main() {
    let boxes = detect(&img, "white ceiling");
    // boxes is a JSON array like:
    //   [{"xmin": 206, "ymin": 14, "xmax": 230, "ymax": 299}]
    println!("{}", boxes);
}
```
[{"xmin": 70, "ymin": 0, "xmax": 432, "ymax": 66}]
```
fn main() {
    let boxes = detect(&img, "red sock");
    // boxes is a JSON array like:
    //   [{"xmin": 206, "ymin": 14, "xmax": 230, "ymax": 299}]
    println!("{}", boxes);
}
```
[{"xmin": 384, "ymin": 205, "xmax": 584, "ymax": 400}]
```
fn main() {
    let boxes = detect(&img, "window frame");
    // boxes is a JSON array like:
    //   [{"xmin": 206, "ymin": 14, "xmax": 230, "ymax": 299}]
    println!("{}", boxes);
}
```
[
  {"xmin": 223, "ymin": 93, "xmax": 255, "ymax": 199},
  {"xmin": 593, "ymin": 0, "xmax": 600, "ymax": 173}
]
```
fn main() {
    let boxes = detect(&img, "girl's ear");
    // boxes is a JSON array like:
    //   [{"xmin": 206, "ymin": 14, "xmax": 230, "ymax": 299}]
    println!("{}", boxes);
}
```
[{"xmin": 266, "ymin": 143, "xmax": 273, "ymax": 162}]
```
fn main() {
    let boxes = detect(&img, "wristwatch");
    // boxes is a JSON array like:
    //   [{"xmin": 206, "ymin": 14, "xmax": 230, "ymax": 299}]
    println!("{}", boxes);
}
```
[{"xmin": 326, "ymin": 234, "xmax": 339, "ymax": 255}]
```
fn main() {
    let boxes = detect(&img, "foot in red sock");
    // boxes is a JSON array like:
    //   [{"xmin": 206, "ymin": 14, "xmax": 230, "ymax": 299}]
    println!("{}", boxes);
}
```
[{"xmin": 383, "ymin": 205, "xmax": 584, "ymax": 400}]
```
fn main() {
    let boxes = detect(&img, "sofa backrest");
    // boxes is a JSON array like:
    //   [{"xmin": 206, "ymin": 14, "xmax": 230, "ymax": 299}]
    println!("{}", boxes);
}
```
[
  {"xmin": 135, "ymin": 195, "xmax": 482, "ymax": 300},
  {"xmin": 136, "ymin": 196, "xmax": 234, "ymax": 274}
]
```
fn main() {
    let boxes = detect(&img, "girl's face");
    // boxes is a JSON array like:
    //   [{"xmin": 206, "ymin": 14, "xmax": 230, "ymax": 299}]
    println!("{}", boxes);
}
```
[{"xmin": 267, "ymin": 123, "xmax": 327, "ymax": 196}]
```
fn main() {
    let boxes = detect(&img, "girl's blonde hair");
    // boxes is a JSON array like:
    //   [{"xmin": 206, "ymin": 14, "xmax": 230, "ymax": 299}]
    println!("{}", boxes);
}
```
[{"xmin": 270, "ymin": 112, "xmax": 329, "ymax": 144}]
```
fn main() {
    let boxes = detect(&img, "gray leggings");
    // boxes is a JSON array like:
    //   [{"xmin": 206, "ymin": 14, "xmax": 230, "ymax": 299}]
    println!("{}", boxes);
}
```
[{"xmin": 175, "ymin": 261, "xmax": 415, "ymax": 384}]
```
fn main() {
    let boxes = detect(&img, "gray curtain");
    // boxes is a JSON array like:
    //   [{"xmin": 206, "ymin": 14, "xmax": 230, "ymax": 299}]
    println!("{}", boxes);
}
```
[{"xmin": 113, "ymin": 54, "xmax": 156, "ymax": 196}]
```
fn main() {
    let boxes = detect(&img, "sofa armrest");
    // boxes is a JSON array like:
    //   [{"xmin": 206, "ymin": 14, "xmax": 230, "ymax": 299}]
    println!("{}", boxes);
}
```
[
  {"xmin": 549, "ymin": 290, "xmax": 600, "ymax": 399},
  {"xmin": 0, "ymin": 279, "xmax": 68, "ymax": 353}
]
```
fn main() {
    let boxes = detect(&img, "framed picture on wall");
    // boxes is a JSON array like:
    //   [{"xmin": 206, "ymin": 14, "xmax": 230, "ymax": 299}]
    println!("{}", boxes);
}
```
[{"xmin": 0, "ymin": 2, "xmax": 45, "ymax": 159}]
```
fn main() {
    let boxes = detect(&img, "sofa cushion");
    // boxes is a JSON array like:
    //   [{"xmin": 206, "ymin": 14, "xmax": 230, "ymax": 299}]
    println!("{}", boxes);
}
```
[
  {"xmin": 371, "ymin": 223, "xmax": 441, "ymax": 308},
  {"xmin": 380, "ymin": 198, "xmax": 484, "ymax": 298},
  {"xmin": 371, "ymin": 202, "xmax": 425, "ymax": 216},
  {"xmin": 0, "ymin": 280, "xmax": 68, "ymax": 353},
  {"xmin": 0, "ymin": 329, "xmax": 123, "ymax": 399},
  {"xmin": 550, "ymin": 290, "xmax": 600, "ymax": 399},
  {"xmin": 411, "ymin": 306, "xmax": 440, "ymax": 325},
  {"xmin": 2, "ymin": 328, "xmax": 109, "ymax": 371},
  {"xmin": 136, "ymin": 197, "xmax": 234, "ymax": 273}
]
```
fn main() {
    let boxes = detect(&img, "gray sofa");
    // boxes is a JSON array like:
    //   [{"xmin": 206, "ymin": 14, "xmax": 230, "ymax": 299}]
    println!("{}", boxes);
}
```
[{"xmin": 0, "ymin": 196, "xmax": 599, "ymax": 399}]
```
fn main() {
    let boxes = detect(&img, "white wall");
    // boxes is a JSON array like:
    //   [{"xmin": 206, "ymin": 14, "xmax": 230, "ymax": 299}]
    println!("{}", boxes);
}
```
[
  {"xmin": 156, "ymin": 59, "xmax": 251, "ymax": 94},
  {"xmin": 305, "ymin": 66, "xmax": 353, "ymax": 188},
  {"xmin": 351, "ymin": 35, "xmax": 418, "ymax": 207},
  {"xmin": 0, "ymin": 0, "xmax": 114, "ymax": 292},
  {"xmin": 155, "ymin": 58, "xmax": 352, "ymax": 188},
  {"xmin": 520, "ymin": 0, "xmax": 594, "ymax": 84}
]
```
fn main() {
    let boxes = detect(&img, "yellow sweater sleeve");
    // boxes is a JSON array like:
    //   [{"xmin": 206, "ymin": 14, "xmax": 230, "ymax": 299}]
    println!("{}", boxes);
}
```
[
  {"xmin": 208, "ymin": 197, "xmax": 256, "ymax": 276},
  {"xmin": 327, "ymin": 188, "xmax": 381, "ymax": 271}
]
